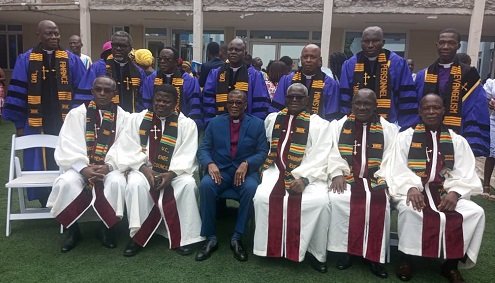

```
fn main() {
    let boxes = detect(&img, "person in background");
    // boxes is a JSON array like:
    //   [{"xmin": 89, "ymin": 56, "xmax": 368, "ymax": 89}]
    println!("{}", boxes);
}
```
[
  {"xmin": 265, "ymin": 60, "xmax": 288, "ymax": 100},
  {"xmin": 68, "ymin": 34, "xmax": 92, "ymax": 69},
  {"xmin": 407, "ymin": 58, "xmax": 416, "ymax": 81},
  {"xmin": 134, "ymin": 49, "xmax": 155, "ymax": 76},
  {"xmin": 200, "ymin": 42, "xmax": 224, "ymax": 88},
  {"xmin": 279, "ymin": 55, "xmax": 294, "ymax": 74},
  {"xmin": 483, "ymin": 77, "xmax": 495, "ymax": 200},
  {"xmin": 182, "ymin": 61, "xmax": 195, "ymax": 77}
]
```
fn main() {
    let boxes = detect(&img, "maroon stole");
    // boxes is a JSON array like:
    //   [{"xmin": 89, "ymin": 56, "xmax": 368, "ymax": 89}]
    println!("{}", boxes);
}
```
[
  {"xmin": 132, "ymin": 112, "xmax": 182, "ymax": 248},
  {"xmin": 346, "ymin": 123, "xmax": 387, "ymax": 263},
  {"xmin": 420, "ymin": 131, "xmax": 464, "ymax": 259}
]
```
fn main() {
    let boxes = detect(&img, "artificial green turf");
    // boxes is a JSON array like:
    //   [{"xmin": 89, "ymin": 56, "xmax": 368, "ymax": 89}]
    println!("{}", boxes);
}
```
[{"xmin": 0, "ymin": 120, "xmax": 493, "ymax": 282}]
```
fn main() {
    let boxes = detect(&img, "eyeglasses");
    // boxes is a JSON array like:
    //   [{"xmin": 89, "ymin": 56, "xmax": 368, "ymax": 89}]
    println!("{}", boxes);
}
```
[
  {"xmin": 286, "ymin": 95, "xmax": 305, "ymax": 100},
  {"xmin": 227, "ymin": 100, "xmax": 245, "ymax": 106}
]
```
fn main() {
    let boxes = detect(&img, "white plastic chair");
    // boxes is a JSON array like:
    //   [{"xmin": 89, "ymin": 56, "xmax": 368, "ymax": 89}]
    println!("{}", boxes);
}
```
[{"xmin": 5, "ymin": 134, "xmax": 61, "ymax": 236}]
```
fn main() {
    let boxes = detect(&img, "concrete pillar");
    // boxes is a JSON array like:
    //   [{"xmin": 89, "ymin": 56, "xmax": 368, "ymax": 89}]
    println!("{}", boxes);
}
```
[
  {"xmin": 79, "ymin": 0, "xmax": 91, "ymax": 57},
  {"xmin": 466, "ymin": 0, "xmax": 486, "ymax": 67},
  {"xmin": 193, "ymin": 0, "xmax": 203, "ymax": 63},
  {"xmin": 320, "ymin": 0, "xmax": 334, "ymax": 68},
  {"xmin": 224, "ymin": 27, "xmax": 235, "ymax": 44}
]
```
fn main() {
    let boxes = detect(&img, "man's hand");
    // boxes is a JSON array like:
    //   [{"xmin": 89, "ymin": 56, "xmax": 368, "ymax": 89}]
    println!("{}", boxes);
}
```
[
  {"xmin": 288, "ymin": 179, "xmax": 306, "ymax": 194},
  {"xmin": 80, "ymin": 165, "xmax": 106, "ymax": 185},
  {"xmin": 208, "ymin": 163, "xmax": 222, "ymax": 185},
  {"xmin": 330, "ymin": 175, "xmax": 346, "ymax": 194},
  {"xmin": 438, "ymin": 191, "xmax": 459, "ymax": 212},
  {"xmin": 234, "ymin": 161, "xmax": 248, "ymax": 187},
  {"xmin": 489, "ymin": 99, "xmax": 495, "ymax": 111},
  {"xmin": 140, "ymin": 165, "xmax": 155, "ymax": 189},
  {"xmin": 155, "ymin": 171, "xmax": 177, "ymax": 191},
  {"xmin": 406, "ymin": 187, "xmax": 425, "ymax": 212}
]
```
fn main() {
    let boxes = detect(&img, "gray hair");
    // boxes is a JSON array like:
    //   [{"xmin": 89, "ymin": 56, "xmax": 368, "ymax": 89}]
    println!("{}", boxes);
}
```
[{"xmin": 287, "ymin": 83, "xmax": 308, "ymax": 96}]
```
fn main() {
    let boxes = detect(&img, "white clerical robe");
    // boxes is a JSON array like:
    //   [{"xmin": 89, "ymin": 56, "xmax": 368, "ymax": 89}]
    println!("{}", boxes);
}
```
[
  {"xmin": 114, "ymin": 110, "xmax": 204, "ymax": 248},
  {"xmin": 388, "ymin": 128, "xmax": 485, "ymax": 268},
  {"xmin": 253, "ymin": 112, "xmax": 332, "ymax": 263},
  {"xmin": 326, "ymin": 116, "xmax": 398, "ymax": 263},
  {"xmin": 47, "ymin": 104, "xmax": 128, "ymax": 228}
]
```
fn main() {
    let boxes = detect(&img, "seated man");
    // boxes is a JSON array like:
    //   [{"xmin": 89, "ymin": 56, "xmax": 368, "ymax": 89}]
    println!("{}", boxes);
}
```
[
  {"xmin": 197, "ymin": 89, "xmax": 269, "ymax": 262},
  {"xmin": 389, "ymin": 94, "xmax": 485, "ymax": 282},
  {"xmin": 326, "ymin": 88, "xmax": 398, "ymax": 278},
  {"xmin": 115, "ymin": 84, "xmax": 204, "ymax": 257},
  {"xmin": 47, "ymin": 76, "xmax": 128, "ymax": 252},
  {"xmin": 253, "ymin": 83, "xmax": 332, "ymax": 273}
]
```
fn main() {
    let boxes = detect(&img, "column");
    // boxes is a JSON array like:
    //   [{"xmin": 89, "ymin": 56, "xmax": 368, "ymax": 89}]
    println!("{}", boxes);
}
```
[
  {"xmin": 320, "ymin": 0, "xmax": 334, "ymax": 68},
  {"xmin": 193, "ymin": 0, "xmax": 203, "ymax": 63},
  {"xmin": 466, "ymin": 0, "xmax": 486, "ymax": 67},
  {"xmin": 79, "ymin": 0, "xmax": 91, "ymax": 58}
]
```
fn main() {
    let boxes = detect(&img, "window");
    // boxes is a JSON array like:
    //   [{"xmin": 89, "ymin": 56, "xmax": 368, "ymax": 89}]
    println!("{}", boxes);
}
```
[
  {"xmin": 112, "ymin": 26, "xmax": 130, "ymax": 34},
  {"xmin": 0, "ymin": 24, "xmax": 23, "ymax": 69},
  {"xmin": 344, "ymin": 32, "xmax": 406, "ymax": 58}
]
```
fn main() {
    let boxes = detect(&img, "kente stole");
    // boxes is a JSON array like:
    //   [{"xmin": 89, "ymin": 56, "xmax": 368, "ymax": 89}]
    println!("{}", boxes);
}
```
[
  {"xmin": 27, "ymin": 45, "xmax": 72, "ymax": 128},
  {"xmin": 423, "ymin": 60, "xmax": 481, "ymax": 132},
  {"xmin": 139, "ymin": 111, "xmax": 178, "ymax": 173},
  {"xmin": 85, "ymin": 101, "xmax": 117, "ymax": 165},
  {"xmin": 353, "ymin": 50, "xmax": 392, "ymax": 119},
  {"xmin": 338, "ymin": 114, "xmax": 387, "ymax": 190},
  {"xmin": 105, "ymin": 54, "xmax": 142, "ymax": 111},
  {"xmin": 262, "ymin": 109, "xmax": 310, "ymax": 188},
  {"xmin": 153, "ymin": 70, "xmax": 184, "ymax": 113},
  {"xmin": 215, "ymin": 64, "xmax": 249, "ymax": 114},
  {"xmin": 407, "ymin": 123, "xmax": 454, "ymax": 180},
  {"xmin": 291, "ymin": 70, "xmax": 325, "ymax": 116}
]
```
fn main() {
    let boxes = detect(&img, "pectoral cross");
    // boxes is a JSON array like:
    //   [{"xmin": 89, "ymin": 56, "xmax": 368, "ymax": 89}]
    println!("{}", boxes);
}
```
[
  {"xmin": 123, "ymin": 77, "xmax": 131, "ymax": 91},
  {"xmin": 363, "ymin": 72, "xmax": 371, "ymax": 86},
  {"xmin": 94, "ymin": 124, "xmax": 100, "ymax": 139},
  {"xmin": 353, "ymin": 140, "xmax": 361, "ymax": 155},
  {"xmin": 150, "ymin": 124, "xmax": 161, "ymax": 140},
  {"xmin": 461, "ymin": 82, "xmax": 468, "ymax": 92},
  {"xmin": 41, "ymin": 66, "xmax": 49, "ymax": 80},
  {"xmin": 426, "ymin": 147, "xmax": 433, "ymax": 162}
]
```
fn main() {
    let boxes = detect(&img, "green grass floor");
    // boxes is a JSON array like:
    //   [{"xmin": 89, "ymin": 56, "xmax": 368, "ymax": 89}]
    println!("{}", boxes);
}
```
[{"xmin": 0, "ymin": 121, "xmax": 494, "ymax": 282}]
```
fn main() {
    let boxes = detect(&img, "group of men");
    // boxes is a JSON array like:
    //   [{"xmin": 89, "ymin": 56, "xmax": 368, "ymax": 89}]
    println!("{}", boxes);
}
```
[{"xmin": 1, "ymin": 19, "xmax": 487, "ymax": 283}]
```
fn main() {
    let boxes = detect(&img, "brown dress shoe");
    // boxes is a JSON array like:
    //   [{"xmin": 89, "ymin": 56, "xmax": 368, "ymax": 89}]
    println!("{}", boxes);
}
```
[
  {"xmin": 396, "ymin": 262, "xmax": 413, "ymax": 281},
  {"xmin": 441, "ymin": 269, "xmax": 465, "ymax": 283}
]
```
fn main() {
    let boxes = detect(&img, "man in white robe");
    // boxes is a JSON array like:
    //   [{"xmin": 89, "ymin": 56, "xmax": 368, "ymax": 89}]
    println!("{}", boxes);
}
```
[
  {"xmin": 47, "ymin": 76, "xmax": 127, "ymax": 252},
  {"xmin": 253, "ymin": 83, "xmax": 332, "ymax": 273},
  {"xmin": 326, "ymin": 88, "xmax": 398, "ymax": 278},
  {"xmin": 389, "ymin": 94, "xmax": 485, "ymax": 283},
  {"xmin": 113, "ymin": 84, "xmax": 203, "ymax": 257}
]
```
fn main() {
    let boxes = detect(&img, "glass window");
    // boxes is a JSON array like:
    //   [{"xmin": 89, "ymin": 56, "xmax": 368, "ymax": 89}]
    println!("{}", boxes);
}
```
[
  {"xmin": 0, "ymin": 24, "xmax": 22, "ymax": 69},
  {"xmin": 250, "ymin": 30, "xmax": 309, "ymax": 40},
  {"xmin": 144, "ymin": 28, "xmax": 167, "ymax": 37},
  {"xmin": 344, "ymin": 32, "xmax": 406, "ymax": 58},
  {"xmin": 0, "ymin": 34, "xmax": 7, "ymax": 69}
]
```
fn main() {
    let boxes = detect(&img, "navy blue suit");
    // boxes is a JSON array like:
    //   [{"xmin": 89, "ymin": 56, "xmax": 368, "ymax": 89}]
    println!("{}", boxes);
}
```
[{"xmin": 197, "ymin": 113, "xmax": 269, "ymax": 237}]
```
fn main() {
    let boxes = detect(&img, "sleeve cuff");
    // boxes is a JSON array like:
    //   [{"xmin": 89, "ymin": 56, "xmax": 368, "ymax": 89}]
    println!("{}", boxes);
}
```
[{"xmin": 72, "ymin": 161, "xmax": 88, "ymax": 173}]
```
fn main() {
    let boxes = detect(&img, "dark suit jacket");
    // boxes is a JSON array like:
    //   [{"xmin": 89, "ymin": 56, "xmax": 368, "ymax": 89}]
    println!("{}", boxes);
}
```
[
  {"xmin": 199, "ymin": 57, "xmax": 224, "ymax": 88},
  {"xmin": 197, "ymin": 113, "xmax": 269, "ymax": 175}
]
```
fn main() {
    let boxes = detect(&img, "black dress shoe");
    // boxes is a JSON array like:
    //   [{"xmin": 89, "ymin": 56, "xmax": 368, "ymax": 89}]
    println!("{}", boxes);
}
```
[
  {"xmin": 175, "ymin": 244, "xmax": 194, "ymax": 256},
  {"xmin": 195, "ymin": 240, "xmax": 218, "ymax": 261},
  {"xmin": 335, "ymin": 253, "xmax": 352, "ymax": 270},
  {"xmin": 308, "ymin": 253, "xmax": 327, "ymax": 273},
  {"xmin": 61, "ymin": 224, "xmax": 81, "ymax": 253},
  {"xmin": 123, "ymin": 239, "xmax": 141, "ymax": 257},
  {"xmin": 396, "ymin": 261, "xmax": 413, "ymax": 281},
  {"xmin": 99, "ymin": 227, "xmax": 116, "ymax": 249},
  {"xmin": 230, "ymin": 239, "xmax": 248, "ymax": 262},
  {"xmin": 441, "ymin": 269, "xmax": 465, "ymax": 283},
  {"xmin": 370, "ymin": 262, "xmax": 388, "ymax": 279}
]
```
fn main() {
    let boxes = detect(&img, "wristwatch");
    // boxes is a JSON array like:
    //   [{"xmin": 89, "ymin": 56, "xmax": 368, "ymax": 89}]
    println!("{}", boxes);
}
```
[{"xmin": 301, "ymin": 177, "xmax": 309, "ymax": 187}]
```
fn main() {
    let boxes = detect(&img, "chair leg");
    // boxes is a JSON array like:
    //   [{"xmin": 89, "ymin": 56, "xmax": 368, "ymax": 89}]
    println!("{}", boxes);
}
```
[
  {"xmin": 6, "ymin": 187, "xmax": 12, "ymax": 237},
  {"xmin": 18, "ymin": 187, "xmax": 26, "ymax": 213}
]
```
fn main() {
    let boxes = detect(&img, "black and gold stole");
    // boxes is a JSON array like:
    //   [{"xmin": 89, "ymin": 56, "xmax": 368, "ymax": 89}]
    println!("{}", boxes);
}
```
[
  {"xmin": 407, "ymin": 123, "xmax": 454, "ymax": 180},
  {"xmin": 139, "ymin": 111, "xmax": 178, "ymax": 173},
  {"xmin": 27, "ymin": 44, "xmax": 72, "ymax": 128},
  {"xmin": 338, "ymin": 114, "xmax": 387, "ymax": 189},
  {"xmin": 215, "ymin": 63, "xmax": 249, "ymax": 114},
  {"xmin": 153, "ymin": 70, "xmax": 184, "ymax": 112},
  {"xmin": 85, "ymin": 101, "xmax": 117, "ymax": 165},
  {"xmin": 422, "ymin": 59, "xmax": 481, "ymax": 132},
  {"xmin": 353, "ymin": 50, "xmax": 392, "ymax": 119},
  {"xmin": 263, "ymin": 109, "xmax": 310, "ymax": 188},
  {"xmin": 105, "ymin": 54, "xmax": 142, "ymax": 112},
  {"xmin": 291, "ymin": 69, "xmax": 325, "ymax": 116}
]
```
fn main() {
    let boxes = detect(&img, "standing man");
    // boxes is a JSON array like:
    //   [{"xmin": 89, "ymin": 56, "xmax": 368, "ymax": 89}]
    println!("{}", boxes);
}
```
[
  {"xmin": 47, "ymin": 76, "xmax": 128, "ymax": 252},
  {"xmin": 271, "ymin": 44, "xmax": 341, "ymax": 121},
  {"xmin": 68, "ymin": 34, "xmax": 92, "ymax": 69},
  {"xmin": 3, "ymin": 20, "xmax": 86, "ymax": 206},
  {"xmin": 143, "ymin": 47, "xmax": 202, "ymax": 130},
  {"xmin": 116, "ymin": 85, "xmax": 203, "ymax": 257},
  {"xmin": 415, "ymin": 28, "xmax": 489, "ymax": 157},
  {"xmin": 74, "ymin": 31, "xmax": 146, "ymax": 112},
  {"xmin": 199, "ymin": 42, "xmax": 224, "ymax": 88},
  {"xmin": 389, "ymin": 94, "xmax": 485, "ymax": 282},
  {"xmin": 407, "ymin": 58, "xmax": 416, "ymax": 81},
  {"xmin": 253, "ymin": 83, "xmax": 332, "ymax": 273},
  {"xmin": 196, "ymin": 89, "xmax": 269, "ymax": 262},
  {"xmin": 326, "ymin": 88, "xmax": 398, "ymax": 279},
  {"xmin": 340, "ymin": 26, "xmax": 418, "ymax": 129},
  {"xmin": 202, "ymin": 38, "xmax": 270, "ymax": 126}
]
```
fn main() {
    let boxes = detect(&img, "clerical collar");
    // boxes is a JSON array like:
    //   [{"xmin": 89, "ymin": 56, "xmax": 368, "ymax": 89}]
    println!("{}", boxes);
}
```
[
  {"xmin": 366, "ymin": 56, "xmax": 377, "ymax": 61},
  {"xmin": 438, "ymin": 62, "xmax": 453, "ymax": 68},
  {"xmin": 165, "ymin": 73, "xmax": 173, "ymax": 77},
  {"xmin": 303, "ymin": 73, "xmax": 315, "ymax": 80},
  {"xmin": 230, "ymin": 115, "xmax": 243, "ymax": 123},
  {"xmin": 43, "ymin": 49, "xmax": 54, "ymax": 55},
  {"xmin": 114, "ymin": 59, "xmax": 128, "ymax": 67},
  {"xmin": 230, "ymin": 66, "xmax": 241, "ymax": 72}
]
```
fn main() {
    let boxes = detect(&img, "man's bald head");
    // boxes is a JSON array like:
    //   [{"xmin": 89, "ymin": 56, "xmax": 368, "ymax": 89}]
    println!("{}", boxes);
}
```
[
  {"xmin": 227, "ymin": 38, "xmax": 246, "ymax": 67},
  {"xmin": 68, "ymin": 35, "xmax": 83, "ymax": 55},
  {"xmin": 361, "ymin": 26, "xmax": 384, "ymax": 58},
  {"xmin": 352, "ymin": 88, "xmax": 377, "ymax": 122},
  {"xmin": 301, "ymin": 43, "xmax": 322, "ymax": 75},
  {"xmin": 37, "ymin": 20, "xmax": 60, "ymax": 50}
]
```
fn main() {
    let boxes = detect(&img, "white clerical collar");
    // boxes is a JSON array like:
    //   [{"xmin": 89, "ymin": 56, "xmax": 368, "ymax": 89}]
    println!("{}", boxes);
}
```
[
  {"xmin": 366, "ymin": 56, "xmax": 377, "ymax": 61},
  {"xmin": 230, "ymin": 66, "xmax": 240, "ymax": 72},
  {"xmin": 114, "ymin": 59, "xmax": 128, "ymax": 67},
  {"xmin": 438, "ymin": 62, "xmax": 453, "ymax": 68},
  {"xmin": 303, "ymin": 74, "xmax": 315, "ymax": 80},
  {"xmin": 43, "ymin": 49, "xmax": 54, "ymax": 55},
  {"xmin": 232, "ymin": 119, "xmax": 240, "ymax": 124},
  {"xmin": 165, "ymin": 73, "xmax": 173, "ymax": 77}
]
